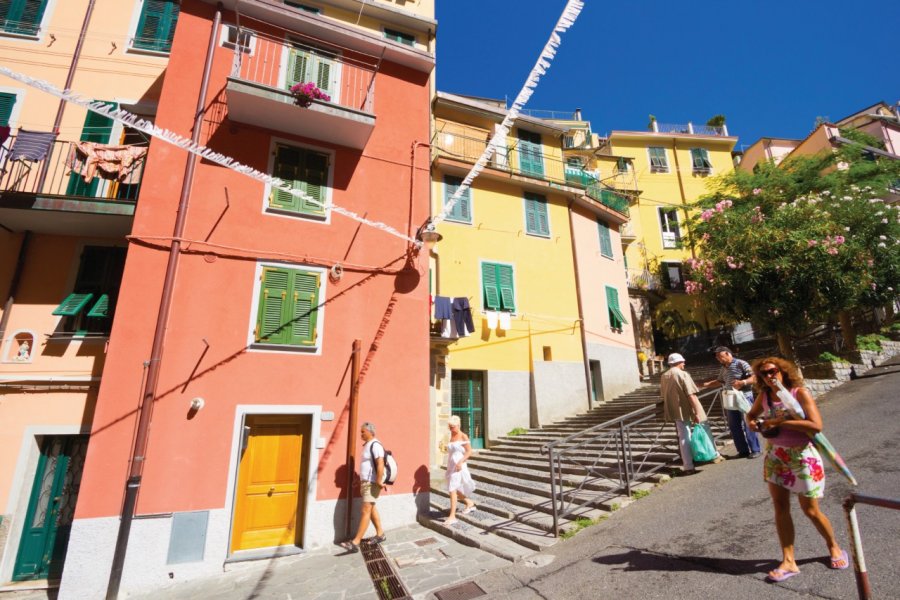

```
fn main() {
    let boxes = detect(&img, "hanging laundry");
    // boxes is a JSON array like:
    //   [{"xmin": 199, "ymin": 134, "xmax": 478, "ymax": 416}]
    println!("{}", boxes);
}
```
[
  {"xmin": 433, "ymin": 296, "xmax": 453, "ymax": 320},
  {"xmin": 0, "ymin": 126, "xmax": 10, "ymax": 146},
  {"xmin": 451, "ymin": 297, "xmax": 475, "ymax": 337},
  {"xmin": 8, "ymin": 129, "xmax": 57, "ymax": 161},
  {"xmin": 498, "ymin": 311, "xmax": 512, "ymax": 331},
  {"xmin": 485, "ymin": 311, "xmax": 498, "ymax": 329},
  {"xmin": 67, "ymin": 142, "xmax": 148, "ymax": 183}
]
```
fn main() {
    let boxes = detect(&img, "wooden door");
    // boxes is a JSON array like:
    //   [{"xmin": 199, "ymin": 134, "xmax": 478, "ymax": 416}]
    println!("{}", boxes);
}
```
[
  {"xmin": 451, "ymin": 371, "xmax": 485, "ymax": 449},
  {"xmin": 230, "ymin": 415, "xmax": 308, "ymax": 552}
]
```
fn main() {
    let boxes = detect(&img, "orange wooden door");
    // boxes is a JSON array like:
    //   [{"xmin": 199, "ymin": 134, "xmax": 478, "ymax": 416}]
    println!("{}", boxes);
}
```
[{"xmin": 230, "ymin": 415, "xmax": 307, "ymax": 552}]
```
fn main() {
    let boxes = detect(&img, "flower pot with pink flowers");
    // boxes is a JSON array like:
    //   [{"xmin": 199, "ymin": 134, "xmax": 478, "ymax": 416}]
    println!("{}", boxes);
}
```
[{"xmin": 290, "ymin": 82, "xmax": 331, "ymax": 107}]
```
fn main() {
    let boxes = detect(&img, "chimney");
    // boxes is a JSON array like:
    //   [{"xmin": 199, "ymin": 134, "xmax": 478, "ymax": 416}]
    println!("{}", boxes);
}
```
[{"xmin": 575, "ymin": 108, "xmax": 582, "ymax": 120}]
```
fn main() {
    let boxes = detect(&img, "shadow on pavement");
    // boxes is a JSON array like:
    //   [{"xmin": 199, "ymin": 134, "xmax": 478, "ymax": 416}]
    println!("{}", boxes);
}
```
[{"xmin": 593, "ymin": 548, "xmax": 824, "ymax": 576}]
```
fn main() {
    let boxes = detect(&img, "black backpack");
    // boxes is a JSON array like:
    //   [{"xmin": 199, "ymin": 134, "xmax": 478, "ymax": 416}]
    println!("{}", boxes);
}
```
[{"xmin": 370, "ymin": 440, "xmax": 398, "ymax": 485}]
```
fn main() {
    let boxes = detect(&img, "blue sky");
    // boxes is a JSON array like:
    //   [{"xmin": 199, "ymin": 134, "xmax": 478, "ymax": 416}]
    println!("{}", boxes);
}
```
[{"xmin": 435, "ymin": 0, "xmax": 899, "ymax": 151}]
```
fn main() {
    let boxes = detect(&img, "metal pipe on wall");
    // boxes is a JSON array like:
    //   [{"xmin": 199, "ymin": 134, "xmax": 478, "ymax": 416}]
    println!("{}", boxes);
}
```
[{"xmin": 345, "ymin": 339, "xmax": 362, "ymax": 538}]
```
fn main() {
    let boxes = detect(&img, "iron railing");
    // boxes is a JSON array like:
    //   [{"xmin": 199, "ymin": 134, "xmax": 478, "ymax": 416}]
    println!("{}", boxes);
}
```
[
  {"xmin": 229, "ymin": 28, "xmax": 376, "ymax": 113},
  {"xmin": 541, "ymin": 388, "xmax": 726, "ymax": 534},
  {"xmin": 843, "ymin": 493, "xmax": 900, "ymax": 599},
  {"xmin": 0, "ymin": 137, "xmax": 145, "ymax": 201},
  {"xmin": 432, "ymin": 130, "xmax": 630, "ymax": 216},
  {"xmin": 655, "ymin": 122, "xmax": 728, "ymax": 136},
  {"xmin": 626, "ymin": 267, "xmax": 662, "ymax": 291}
]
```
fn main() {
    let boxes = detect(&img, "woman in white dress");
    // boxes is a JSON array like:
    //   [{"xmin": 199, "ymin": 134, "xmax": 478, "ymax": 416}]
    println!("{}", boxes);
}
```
[{"xmin": 445, "ymin": 415, "xmax": 476, "ymax": 525}]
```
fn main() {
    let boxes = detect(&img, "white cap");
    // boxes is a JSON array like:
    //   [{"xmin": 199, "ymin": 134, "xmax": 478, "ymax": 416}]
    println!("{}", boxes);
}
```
[{"xmin": 667, "ymin": 353, "xmax": 685, "ymax": 365}]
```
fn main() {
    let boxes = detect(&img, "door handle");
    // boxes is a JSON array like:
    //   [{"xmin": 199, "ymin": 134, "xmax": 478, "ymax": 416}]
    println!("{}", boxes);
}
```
[{"xmin": 267, "ymin": 487, "xmax": 275, "ymax": 496}]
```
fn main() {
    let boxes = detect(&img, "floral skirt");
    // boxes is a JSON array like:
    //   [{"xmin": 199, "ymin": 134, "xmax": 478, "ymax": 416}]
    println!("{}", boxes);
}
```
[{"xmin": 763, "ymin": 441, "xmax": 825, "ymax": 498}]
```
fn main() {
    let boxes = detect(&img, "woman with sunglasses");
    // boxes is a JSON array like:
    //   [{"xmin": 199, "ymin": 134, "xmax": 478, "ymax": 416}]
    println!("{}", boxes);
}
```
[{"xmin": 746, "ymin": 357, "xmax": 848, "ymax": 582}]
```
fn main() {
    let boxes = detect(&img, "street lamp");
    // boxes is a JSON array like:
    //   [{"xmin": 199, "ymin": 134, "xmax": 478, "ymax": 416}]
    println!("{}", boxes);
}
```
[{"xmin": 416, "ymin": 219, "xmax": 443, "ymax": 251}]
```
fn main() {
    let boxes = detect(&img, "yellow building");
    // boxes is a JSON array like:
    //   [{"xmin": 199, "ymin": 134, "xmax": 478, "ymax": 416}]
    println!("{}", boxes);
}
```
[
  {"xmin": 428, "ymin": 94, "xmax": 637, "ymax": 458},
  {"xmin": 600, "ymin": 121, "xmax": 738, "ymax": 357}
]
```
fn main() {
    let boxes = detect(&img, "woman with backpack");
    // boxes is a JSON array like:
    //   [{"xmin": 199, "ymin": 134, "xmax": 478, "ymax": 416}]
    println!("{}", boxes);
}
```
[{"xmin": 444, "ymin": 415, "xmax": 476, "ymax": 525}]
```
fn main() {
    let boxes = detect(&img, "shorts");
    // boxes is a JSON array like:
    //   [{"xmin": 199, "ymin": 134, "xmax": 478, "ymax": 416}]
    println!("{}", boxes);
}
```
[{"xmin": 360, "ymin": 480, "xmax": 382, "ymax": 503}]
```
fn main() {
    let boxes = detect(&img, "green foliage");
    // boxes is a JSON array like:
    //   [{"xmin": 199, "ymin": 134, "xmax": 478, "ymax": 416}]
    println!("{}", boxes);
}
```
[
  {"xmin": 685, "ymin": 142, "xmax": 900, "ymax": 342},
  {"xmin": 891, "ymin": 322, "xmax": 900, "ymax": 332},
  {"xmin": 610, "ymin": 502, "xmax": 621, "ymax": 512},
  {"xmin": 856, "ymin": 334, "xmax": 888, "ymax": 352},
  {"xmin": 631, "ymin": 489, "xmax": 651, "ymax": 499},
  {"xmin": 507, "ymin": 427, "xmax": 528, "ymax": 436},
  {"xmin": 818, "ymin": 351, "xmax": 842, "ymax": 363},
  {"xmin": 560, "ymin": 516, "xmax": 603, "ymax": 540},
  {"xmin": 706, "ymin": 114, "xmax": 726, "ymax": 127},
  {"xmin": 647, "ymin": 114, "xmax": 656, "ymax": 131}
]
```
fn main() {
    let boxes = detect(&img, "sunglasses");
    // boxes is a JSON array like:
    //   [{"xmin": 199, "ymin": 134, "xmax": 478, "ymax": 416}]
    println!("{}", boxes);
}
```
[{"xmin": 760, "ymin": 368, "xmax": 780, "ymax": 376}]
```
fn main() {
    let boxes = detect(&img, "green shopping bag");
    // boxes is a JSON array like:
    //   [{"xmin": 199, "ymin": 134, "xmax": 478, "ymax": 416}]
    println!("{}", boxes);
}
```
[{"xmin": 690, "ymin": 423, "xmax": 718, "ymax": 462}]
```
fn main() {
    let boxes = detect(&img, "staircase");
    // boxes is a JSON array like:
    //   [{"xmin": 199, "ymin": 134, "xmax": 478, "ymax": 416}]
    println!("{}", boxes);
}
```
[{"xmin": 419, "ymin": 365, "xmax": 731, "ymax": 561}]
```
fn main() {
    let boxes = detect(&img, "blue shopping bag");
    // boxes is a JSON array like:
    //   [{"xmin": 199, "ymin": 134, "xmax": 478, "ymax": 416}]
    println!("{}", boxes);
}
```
[{"xmin": 690, "ymin": 423, "xmax": 718, "ymax": 462}]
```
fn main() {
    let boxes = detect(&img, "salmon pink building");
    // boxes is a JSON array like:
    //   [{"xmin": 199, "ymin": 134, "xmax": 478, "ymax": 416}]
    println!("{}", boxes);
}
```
[{"xmin": 58, "ymin": 1, "xmax": 435, "ymax": 597}]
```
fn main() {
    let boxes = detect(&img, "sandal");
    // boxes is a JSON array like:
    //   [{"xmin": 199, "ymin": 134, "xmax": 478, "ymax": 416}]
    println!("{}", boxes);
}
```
[
  {"xmin": 372, "ymin": 534, "xmax": 386, "ymax": 544},
  {"xmin": 339, "ymin": 541, "xmax": 360, "ymax": 553},
  {"xmin": 461, "ymin": 505, "xmax": 476, "ymax": 515},
  {"xmin": 766, "ymin": 568, "xmax": 800, "ymax": 583},
  {"xmin": 829, "ymin": 550, "xmax": 849, "ymax": 570},
  {"xmin": 443, "ymin": 517, "xmax": 458, "ymax": 526}
]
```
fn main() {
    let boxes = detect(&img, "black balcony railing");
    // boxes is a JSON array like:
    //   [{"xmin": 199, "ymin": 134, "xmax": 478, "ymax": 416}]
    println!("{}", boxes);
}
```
[{"xmin": 0, "ymin": 137, "xmax": 146, "ymax": 202}]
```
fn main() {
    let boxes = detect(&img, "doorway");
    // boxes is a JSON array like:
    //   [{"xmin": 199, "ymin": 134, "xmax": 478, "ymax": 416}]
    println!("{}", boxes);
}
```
[
  {"xmin": 451, "ymin": 370, "xmax": 485, "ymax": 449},
  {"xmin": 13, "ymin": 435, "xmax": 88, "ymax": 581},
  {"xmin": 589, "ymin": 360, "xmax": 603, "ymax": 404},
  {"xmin": 230, "ymin": 415, "xmax": 310, "ymax": 553}
]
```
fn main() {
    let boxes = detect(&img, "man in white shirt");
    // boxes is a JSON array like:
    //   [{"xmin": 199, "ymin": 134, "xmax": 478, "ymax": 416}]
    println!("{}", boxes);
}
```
[{"xmin": 340, "ymin": 422, "xmax": 385, "ymax": 552}]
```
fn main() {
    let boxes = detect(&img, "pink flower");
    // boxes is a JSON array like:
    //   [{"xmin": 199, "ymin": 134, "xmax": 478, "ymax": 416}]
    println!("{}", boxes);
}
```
[
  {"xmin": 827, "ymin": 247, "xmax": 839, "ymax": 255},
  {"xmin": 833, "ymin": 235, "xmax": 845, "ymax": 244},
  {"xmin": 701, "ymin": 232, "xmax": 710, "ymax": 242},
  {"xmin": 700, "ymin": 209, "xmax": 714, "ymax": 221},
  {"xmin": 808, "ymin": 239, "xmax": 818, "ymax": 247},
  {"xmin": 753, "ymin": 188, "xmax": 762, "ymax": 195}
]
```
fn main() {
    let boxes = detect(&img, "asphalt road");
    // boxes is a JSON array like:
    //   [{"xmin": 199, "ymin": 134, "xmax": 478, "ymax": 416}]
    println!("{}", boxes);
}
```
[{"xmin": 471, "ymin": 358, "xmax": 900, "ymax": 600}]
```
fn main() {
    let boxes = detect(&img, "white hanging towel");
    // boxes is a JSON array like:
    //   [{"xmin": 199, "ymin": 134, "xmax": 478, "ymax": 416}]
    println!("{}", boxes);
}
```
[
  {"xmin": 498, "ymin": 311, "xmax": 512, "ymax": 331},
  {"xmin": 485, "ymin": 311, "xmax": 498, "ymax": 329}
]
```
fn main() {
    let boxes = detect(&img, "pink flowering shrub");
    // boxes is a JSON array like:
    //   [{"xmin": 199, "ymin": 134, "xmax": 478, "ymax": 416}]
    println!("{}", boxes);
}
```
[{"xmin": 290, "ymin": 82, "xmax": 331, "ymax": 106}]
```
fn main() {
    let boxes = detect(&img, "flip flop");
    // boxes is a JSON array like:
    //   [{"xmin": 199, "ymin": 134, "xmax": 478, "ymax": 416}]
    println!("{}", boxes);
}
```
[
  {"xmin": 766, "ymin": 568, "xmax": 800, "ymax": 583},
  {"xmin": 339, "ymin": 541, "xmax": 360, "ymax": 553},
  {"xmin": 461, "ymin": 505, "xmax": 476, "ymax": 515},
  {"xmin": 830, "ymin": 550, "xmax": 849, "ymax": 570}
]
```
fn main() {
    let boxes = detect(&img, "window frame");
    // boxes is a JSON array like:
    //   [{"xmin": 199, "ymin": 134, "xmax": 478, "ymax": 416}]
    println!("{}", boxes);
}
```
[
  {"xmin": 615, "ymin": 157, "xmax": 631, "ymax": 173},
  {"xmin": 52, "ymin": 245, "xmax": 127, "ymax": 338},
  {"xmin": 219, "ymin": 23, "xmax": 256, "ymax": 55},
  {"xmin": 382, "ymin": 27, "xmax": 415, "ymax": 47},
  {"xmin": 658, "ymin": 207, "xmax": 682, "ymax": 248},
  {"xmin": 0, "ymin": 0, "xmax": 53, "ymax": 40},
  {"xmin": 605, "ymin": 285, "xmax": 628, "ymax": 331},
  {"xmin": 443, "ymin": 175, "xmax": 472, "ymax": 224},
  {"xmin": 279, "ymin": 37, "xmax": 342, "ymax": 104},
  {"xmin": 128, "ymin": 0, "xmax": 181, "ymax": 55},
  {"xmin": 597, "ymin": 219, "xmax": 614, "ymax": 259},
  {"xmin": 690, "ymin": 147, "xmax": 713, "ymax": 173},
  {"xmin": 480, "ymin": 261, "xmax": 517, "ymax": 313},
  {"xmin": 523, "ymin": 192, "xmax": 550, "ymax": 238},
  {"xmin": 647, "ymin": 146, "xmax": 669, "ymax": 173},
  {"xmin": 662, "ymin": 260, "xmax": 686, "ymax": 291},
  {"xmin": 284, "ymin": 1, "xmax": 320, "ymax": 13},
  {"xmin": 264, "ymin": 138, "xmax": 333, "ymax": 222},
  {"xmin": 248, "ymin": 262, "xmax": 326, "ymax": 354}
]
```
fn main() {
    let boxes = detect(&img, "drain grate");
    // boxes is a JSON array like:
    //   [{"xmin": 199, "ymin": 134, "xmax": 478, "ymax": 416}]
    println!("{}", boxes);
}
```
[
  {"xmin": 361, "ymin": 539, "xmax": 412, "ymax": 600},
  {"xmin": 434, "ymin": 581, "xmax": 487, "ymax": 600},
  {"xmin": 414, "ymin": 537, "xmax": 439, "ymax": 547}
]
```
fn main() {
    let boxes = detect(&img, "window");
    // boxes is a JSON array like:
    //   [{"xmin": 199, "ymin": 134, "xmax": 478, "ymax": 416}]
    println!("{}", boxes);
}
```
[
  {"xmin": 221, "ymin": 24, "xmax": 255, "ymax": 54},
  {"xmin": 658, "ymin": 207, "xmax": 681, "ymax": 248},
  {"xmin": 285, "ymin": 43, "xmax": 338, "ymax": 100},
  {"xmin": 383, "ymin": 28, "xmax": 415, "ymax": 46},
  {"xmin": 481, "ymin": 262, "xmax": 515, "ymax": 312},
  {"xmin": 0, "ymin": 0, "xmax": 49, "ymax": 36},
  {"xmin": 0, "ymin": 92, "xmax": 17, "ymax": 127},
  {"xmin": 615, "ymin": 157, "xmax": 631, "ymax": 173},
  {"xmin": 284, "ymin": 1, "xmax": 320, "ymax": 12},
  {"xmin": 662, "ymin": 261, "xmax": 685, "ymax": 291},
  {"xmin": 605, "ymin": 285, "xmax": 627, "ymax": 330},
  {"xmin": 443, "ymin": 175, "xmax": 471, "ymax": 224},
  {"xmin": 648, "ymin": 147, "xmax": 668, "ymax": 173},
  {"xmin": 254, "ymin": 265, "xmax": 321, "ymax": 347},
  {"xmin": 597, "ymin": 219, "xmax": 613, "ymax": 258},
  {"xmin": 690, "ymin": 148, "xmax": 712, "ymax": 173},
  {"xmin": 52, "ymin": 246, "xmax": 126, "ymax": 335},
  {"xmin": 133, "ymin": 0, "xmax": 180, "ymax": 52},
  {"xmin": 517, "ymin": 129, "xmax": 544, "ymax": 177},
  {"xmin": 524, "ymin": 192, "xmax": 550, "ymax": 237},
  {"xmin": 268, "ymin": 142, "xmax": 330, "ymax": 218}
]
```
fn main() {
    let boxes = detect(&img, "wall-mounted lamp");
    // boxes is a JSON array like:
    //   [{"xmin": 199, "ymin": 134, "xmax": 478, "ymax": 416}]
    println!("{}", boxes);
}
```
[
  {"xmin": 415, "ymin": 219, "xmax": 442, "ymax": 251},
  {"xmin": 190, "ymin": 397, "xmax": 205, "ymax": 411}
]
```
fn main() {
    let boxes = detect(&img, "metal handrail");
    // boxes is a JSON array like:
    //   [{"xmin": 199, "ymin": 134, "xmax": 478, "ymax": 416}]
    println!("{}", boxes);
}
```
[
  {"xmin": 843, "ymin": 492, "xmax": 900, "ymax": 599},
  {"xmin": 541, "ymin": 387, "xmax": 724, "ymax": 534}
]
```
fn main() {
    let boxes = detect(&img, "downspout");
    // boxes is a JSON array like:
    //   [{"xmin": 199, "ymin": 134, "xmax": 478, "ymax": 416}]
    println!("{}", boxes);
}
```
[
  {"xmin": 345, "ymin": 339, "xmax": 362, "ymax": 538},
  {"xmin": 567, "ymin": 199, "xmax": 593, "ymax": 409},
  {"xmin": 37, "ymin": 0, "xmax": 96, "ymax": 191},
  {"xmin": 669, "ymin": 138, "xmax": 696, "ymax": 260},
  {"xmin": 0, "ymin": 231, "xmax": 31, "ymax": 348},
  {"xmin": 106, "ymin": 5, "xmax": 223, "ymax": 599}
]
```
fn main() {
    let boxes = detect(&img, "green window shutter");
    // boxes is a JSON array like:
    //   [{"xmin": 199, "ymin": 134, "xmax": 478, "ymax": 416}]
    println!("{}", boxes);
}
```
[
  {"xmin": 270, "ymin": 145, "xmax": 303, "ymax": 211},
  {"xmin": 690, "ymin": 148, "xmax": 703, "ymax": 168},
  {"xmin": 0, "ymin": 92, "xmax": 16, "ymax": 127},
  {"xmin": 649, "ymin": 147, "xmax": 667, "ymax": 170},
  {"xmin": 289, "ymin": 271, "xmax": 319, "ymax": 345},
  {"xmin": 597, "ymin": 220, "xmax": 613, "ymax": 258},
  {"xmin": 1, "ymin": 0, "xmax": 49, "ymax": 35},
  {"xmin": 481, "ymin": 263, "xmax": 500, "ymax": 310},
  {"xmin": 284, "ymin": 1, "xmax": 320, "ymax": 13},
  {"xmin": 134, "ymin": 0, "xmax": 180, "ymax": 52},
  {"xmin": 286, "ymin": 47, "xmax": 310, "ymax": 90},
  {"xmin": 524, "ymin": 193, "xmax": 549, "ymax": 236},
  {"xmin": 517, "ymin": 130, "xmax": 544, "ymax": 177},
  {"xmin": 605, "ymin": 285, "xmax": 628, "ymax": 329},
  {"xmin": 53, "ymin": 293, "xmax": 94, "ymax": 317},
  {"xmin": 299, "ymin": 150, "xmax": 328, "ymax": 214},
  {"xmin": 444, "ymin": 176, "xmax": 471, "ymax": 223},
  {"xmin": 497, "ymin": 264, "xmax": 516, "ymax": 312},
  {"xmin": 67, "ymin": 102, "xmax": 117, "ymax": 197},
  {"xmin": 384, "ymin": 28, "xmax": 415, "ymax": 46},
  {"xmin": 86, "ymin": 294, "xmax": 110, "ymax": 318},
  {"xmin": 256, "ymin": 267, "xmax": 291, "ymax": 344},
  {"xmin": 314, "ymin": 57, "xmax": 332, "ymax": 95},
  {"xmin": 270, "ymin": 145, "xmax": 329, "ymax": 216}
]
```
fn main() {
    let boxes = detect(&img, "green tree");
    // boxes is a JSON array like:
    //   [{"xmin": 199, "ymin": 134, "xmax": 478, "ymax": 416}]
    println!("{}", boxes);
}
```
[{"xmin": 685, "ymin": 137, "xmax": 900, "ymax": 357}]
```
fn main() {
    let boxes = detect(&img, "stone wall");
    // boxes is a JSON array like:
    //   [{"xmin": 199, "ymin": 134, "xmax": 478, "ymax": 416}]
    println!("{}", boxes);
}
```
[{"xmin": 804, "ymin": 340, "xmax": 899, "ymax": 397}]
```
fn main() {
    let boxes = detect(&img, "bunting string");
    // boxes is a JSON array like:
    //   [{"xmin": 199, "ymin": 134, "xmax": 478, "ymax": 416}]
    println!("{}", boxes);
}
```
[
  {"xmin": 0, "ymin": 66, "xmax": 419, "ymax": 245},
  {"xmin": 433, "ymin": 0, "xmax": 584, "ymax": 226}
]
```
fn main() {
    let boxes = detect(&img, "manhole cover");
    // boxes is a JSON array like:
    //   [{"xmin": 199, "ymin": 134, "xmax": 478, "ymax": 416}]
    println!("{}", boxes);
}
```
[
  {"xmin": 414, "ymin": 537, "xmax": 439, "ymax": 547},
  {"xmin": 434, "ymin": 581, "xmax": 486, "ymax": 600}
]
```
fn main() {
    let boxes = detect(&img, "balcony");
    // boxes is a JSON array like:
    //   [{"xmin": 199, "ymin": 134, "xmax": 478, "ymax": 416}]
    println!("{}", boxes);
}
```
[
  {"xmin": 0, "ymin": 136, "xmax": 144, "ymax": 236},
  {"xmin": 432, "ymin": 130, "xmax": 630, "ymax": 217},
  {"xmin": 626, "ymin": 268, "xmax": 661, "ymax": 291},
  {"xmin": 225, "ymin": 30, "xmax": 376, "ymax": 149},
  {"xmin": 654, "ymin": 122, "xmax": 729, "ymax": 137},
  {"xmin": 619, "ymin": 221, "xmax": 637, "ymax": 243}
]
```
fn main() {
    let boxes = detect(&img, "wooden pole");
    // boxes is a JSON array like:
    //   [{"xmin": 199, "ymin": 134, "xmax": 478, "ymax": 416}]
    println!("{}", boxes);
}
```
[{"xmin": 345, "ymin": 339, "xmax": 362, "ymax": 538}]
